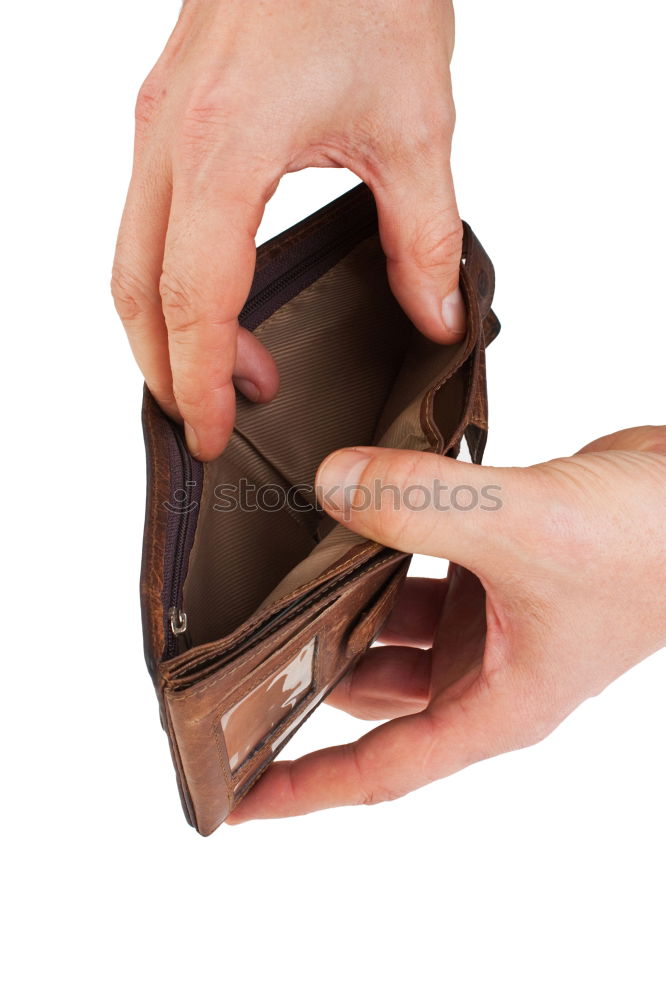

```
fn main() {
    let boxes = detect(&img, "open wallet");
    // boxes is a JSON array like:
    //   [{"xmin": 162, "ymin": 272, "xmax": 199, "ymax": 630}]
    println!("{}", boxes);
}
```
[{"xmin": 140, "ymin": 182, "xmax": 500, "ymax": 835}]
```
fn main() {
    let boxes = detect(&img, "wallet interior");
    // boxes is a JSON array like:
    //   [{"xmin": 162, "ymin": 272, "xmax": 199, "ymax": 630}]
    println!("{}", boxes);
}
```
[{"xmin": 178, "ymin": 231, "xmax": 471, "ymax": 649}]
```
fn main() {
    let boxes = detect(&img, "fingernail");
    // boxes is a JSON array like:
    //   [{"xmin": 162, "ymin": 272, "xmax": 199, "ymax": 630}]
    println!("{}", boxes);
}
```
[
  {"xmin": 184, "ymin": 422, "xmax": 200, "ymax": 458},
  {"xmin": 315, "ymin": 449, "xmax": 372, "ymax": 511},
  {"xmin": 442, "ymin": 286, "xmax": 466, "ymax": 338},
  {"xmin": 235, "ymin": 377, "xmax": 261, "ymax": 403}
]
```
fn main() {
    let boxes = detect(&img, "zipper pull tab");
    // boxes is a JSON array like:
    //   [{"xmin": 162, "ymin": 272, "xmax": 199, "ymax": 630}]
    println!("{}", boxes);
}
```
[{"xmin": 168, "ymin": 607, "xmax": 188, "ymax": 636}]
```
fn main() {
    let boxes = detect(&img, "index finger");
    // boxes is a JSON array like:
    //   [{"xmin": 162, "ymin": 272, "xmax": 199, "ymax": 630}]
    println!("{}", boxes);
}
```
[
  {"xmin": 112, "ymin": 150, "xmax": 178, "ymax": 420},
  {"xmin": 227, "ymin": 622, "xmax": 518, "ymax": 823},
  {"xmin": 161, "ymin": 171, "xmax": 277, "ymax": 459},
  {"xmin": 226, "ymin": 711, "xmax": 439, "ymax": 822}
]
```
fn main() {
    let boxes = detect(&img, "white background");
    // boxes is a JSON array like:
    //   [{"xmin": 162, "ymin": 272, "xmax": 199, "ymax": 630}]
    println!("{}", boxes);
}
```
[{"xmin": 1, "ymin": 2, "xmax": 664, "ymax": 997}]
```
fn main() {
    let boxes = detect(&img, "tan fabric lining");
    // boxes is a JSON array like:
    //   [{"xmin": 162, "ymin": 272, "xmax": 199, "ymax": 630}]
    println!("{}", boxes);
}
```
[{"xmin": 183, "ymin": 235, "xmax": 469, "ymax": 646}]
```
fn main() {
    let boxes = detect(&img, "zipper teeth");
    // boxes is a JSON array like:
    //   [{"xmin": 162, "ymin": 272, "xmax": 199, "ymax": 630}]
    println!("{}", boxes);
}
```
[
  {"xmin": 171, "ymin": 432, "xmax": 191, "ymax": 596},
  {"xmin": 165, "ymin": 428, "xmax": 194, "ymax": 659},
  {"xmin": 241, "ymin": 216, "xmax": 375, "ymax": 322}
]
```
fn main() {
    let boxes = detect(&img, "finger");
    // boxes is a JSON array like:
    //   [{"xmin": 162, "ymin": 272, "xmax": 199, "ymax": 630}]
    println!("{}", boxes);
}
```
[
  {"xmin": 364, "ymin": 125, "xmax": 465, "ymax": 343},
  {"xmin": 227, "ymin": 715, "xmax": 435, "ymax": 822},
  {"xmin": 331, "ymin": 571, "xmax": 482, "ymax": 719},
  {"xmin": 378, "ymin": 576, "xmax": 447, "ymax": 647},
  {"xmin": 230, "ymin": 567, "xmax": 501, "ymax": 822},
  {"xmin": 112, "ymin": 151, "xmax": 178, "ymax": 419},
  {"xmin": 233, "ymin": 327, "xmax": 281, "ymax": 403},
  {"xmin": 162, "ymin": 170, "xmax": 279, "ymax": 459},
  {"xmin": 227, "ymin": 675, "xmax": 513, "ymax": 823},
  {"xmin": 325, "ymin": 645, "xmax": 431, "ymax": 720},
  {"xmin": 430, "ymin": 565, "xmax": 488, "ymax": 696},
  {"xmin": 314, "ymin": 446, "xmax": 534, "ymax": 575}
]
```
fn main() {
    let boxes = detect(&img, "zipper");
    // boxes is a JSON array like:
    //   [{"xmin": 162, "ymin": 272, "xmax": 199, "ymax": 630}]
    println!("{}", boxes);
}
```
[
  {"xmin": 240, "ymin": 212, "xmax": 376, "ymax": 328},
  {"xmin": 164, "ymin": 425, "xmax": 202, "ymax": 659},
  {"xmin": 163, "ymin": 193, "xmax": 377, "ymax": 661}
]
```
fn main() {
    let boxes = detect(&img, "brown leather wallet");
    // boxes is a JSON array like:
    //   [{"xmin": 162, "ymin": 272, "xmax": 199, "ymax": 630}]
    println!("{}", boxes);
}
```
[{"xmin": 140, "ymin": 182, "xmax": 500, "ymax": 835}]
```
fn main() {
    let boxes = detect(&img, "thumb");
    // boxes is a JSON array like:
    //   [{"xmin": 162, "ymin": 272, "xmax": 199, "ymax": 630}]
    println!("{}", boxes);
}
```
[
  {"xmin": 368, "ymin": 157, "xmax": 465, "ymax": 343},
  {"xmin": 315, "ymin": 446, "xmax": 534, "ymax": 575}
]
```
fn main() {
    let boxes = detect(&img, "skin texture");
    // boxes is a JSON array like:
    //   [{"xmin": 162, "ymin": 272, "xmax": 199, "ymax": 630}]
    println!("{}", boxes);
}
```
[
  {"xmin": 112, "ymin": 0, "xmax": 465, "ymax": 460},
  {"xmin": 228, "ymin": 426, "xmax": 666, "ymax": 821}
]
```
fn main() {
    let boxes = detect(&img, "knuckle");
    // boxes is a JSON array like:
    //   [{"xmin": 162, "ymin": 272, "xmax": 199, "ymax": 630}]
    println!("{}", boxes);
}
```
[
  {"xmin": 356, "ymin": 453, "xmax": 429, "ymax": 541},
  {"xmin": 361, "ymin": 787, "xmax": 399, "ymax": 807},
  {"xmin": 510, "ymin": 705, "xmax": 557, "ymax": 751},
  {"xmin": 349, "ymin": 745, "xmax": 397, "ymax": 807},
  {"xmin": 111, "ymin": 265, "xmax": 151, "ymax": 323},
  {"xmin": 180, "ymin": 99, "xmax": 231, "ymax": 135},
  {"xmin": 171, "ymin": 357, "xmax": 216, "ymax": 415},
  {"xmin": 172, "ymin": 379, "xmax": 204, "ymax": 416},
  {"xmin": 150, "ymin": 386, "xmax": 177, "ymax": 412},
  {"xmin": 176, "ymin": 94, "xmax": 239, "ymax": 164},
  {"xmin": 169, "ymin": 347, "xmax": 225, "ymax": 415},
  {"xmin": 174, "ymin": 90, "xmax": 281, "ymax": 179},
  {"xmin": 135, "ymin": 75, "xmax": 165, "ymax": 132},
  {"xmin": 409, "ymin": 104, "xmax": 456, "ymax": 156},
  {"xmin": 159, "ymin": 270, "xmax": 200, "ymax": 327},
  {"xmin": 520, "ymin": 462, "xmax": 603, "ymax": 568},
  {"xmin": 410, "ymin": 213, "xmax": 463, "ymax": 273},
  {"xmin": 160, "ymin": 270, "xmax": 236, "ymax": 412}
]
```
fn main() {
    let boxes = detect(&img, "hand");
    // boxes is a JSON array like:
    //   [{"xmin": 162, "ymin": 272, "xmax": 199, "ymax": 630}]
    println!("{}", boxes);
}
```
[
  {"xmin": 228, "ymin": 426, "xmax": 666, "ymax": 822},
  {"xmin": 112, "ymin": 0, "xmax": 464, "ymax": 460}
]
